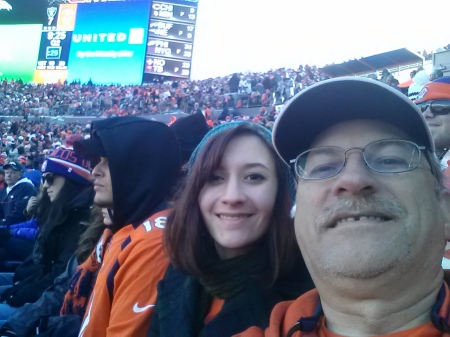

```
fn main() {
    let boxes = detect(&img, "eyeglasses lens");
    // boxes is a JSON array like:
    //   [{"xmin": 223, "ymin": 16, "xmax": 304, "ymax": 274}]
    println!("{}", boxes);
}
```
[{"xmin": 295, "ymin": 140, "xmax": 421, "ymax": 180}]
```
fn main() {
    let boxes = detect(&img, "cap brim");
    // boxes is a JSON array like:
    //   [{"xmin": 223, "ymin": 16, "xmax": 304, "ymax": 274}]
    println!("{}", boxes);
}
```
[
  {"xmin": 273, "ymin": 77, "xmax": 433, "ymax": 165},
  {"xmin": 74, "ymin": 137, "xmax": 107, "ymax": 160},
  {"xmin": 3, "ymin": 164, "xmax": 22, "ymax": 171}
]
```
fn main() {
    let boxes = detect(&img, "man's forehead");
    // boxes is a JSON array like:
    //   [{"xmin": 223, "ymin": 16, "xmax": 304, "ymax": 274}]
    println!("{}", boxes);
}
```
[{"xmin": 310, "ymin": 119, "xmax": 412, "ymax": 148}]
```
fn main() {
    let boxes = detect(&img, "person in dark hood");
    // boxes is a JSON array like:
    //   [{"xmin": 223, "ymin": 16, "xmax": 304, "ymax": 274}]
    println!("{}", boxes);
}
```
[{"xmin": 70, "ymin": 117, "xmax": 182, "ymax": 337}]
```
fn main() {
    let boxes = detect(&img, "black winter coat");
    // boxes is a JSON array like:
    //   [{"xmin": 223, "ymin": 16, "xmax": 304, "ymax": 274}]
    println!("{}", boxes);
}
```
[{"xmin": 1, "ymin": 188, "xmax": 93, "ymax": 307}]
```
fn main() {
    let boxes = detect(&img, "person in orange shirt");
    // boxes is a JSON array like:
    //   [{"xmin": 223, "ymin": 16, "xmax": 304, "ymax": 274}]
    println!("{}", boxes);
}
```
[
  {"xmin": 72, "ymin": 117, "xmax": 183, "ymax": 337},
  {"xmin": 148, "ymin": 122, "xmax": 313, "ymax": 337},
  {"xmin": 235, "ymin": 77, "xmax": 450, "ymax": 337}
]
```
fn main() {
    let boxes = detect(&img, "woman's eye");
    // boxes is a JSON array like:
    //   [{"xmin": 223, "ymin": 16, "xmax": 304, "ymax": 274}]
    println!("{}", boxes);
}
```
[
  {"xmin": 246, "ymin": 173, "xmax": 265, "ymax": 181},
  {"xmin": 208, "ymin": 174, "xmax": 223, "ymax": 183}
]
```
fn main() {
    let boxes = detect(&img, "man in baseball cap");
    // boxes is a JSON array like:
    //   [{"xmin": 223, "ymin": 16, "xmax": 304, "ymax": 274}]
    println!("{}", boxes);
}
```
[
  {"xmin": 0, "ymin": 160, "xmax": 36, "ymax": 226},
  {"xmin": 237, "ymin": 77, "xmax": 450, "ymax": 337}
]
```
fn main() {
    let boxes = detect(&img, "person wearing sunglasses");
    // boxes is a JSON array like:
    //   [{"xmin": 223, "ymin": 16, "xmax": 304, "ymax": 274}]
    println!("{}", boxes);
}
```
[
  {"xmin": 236, "ymin": 77, "xmax": 450, "ymax": 337},
  {"xmin": 414, "ymin": 77, "xmax": 450, "ymax": 167},
  {"xmin": 415, "ymin": 78, "xmax": 450, "ymax": 274},
  {"xmin": 0, "ymin": 146, "xmax": 93, "ymax": 323}
]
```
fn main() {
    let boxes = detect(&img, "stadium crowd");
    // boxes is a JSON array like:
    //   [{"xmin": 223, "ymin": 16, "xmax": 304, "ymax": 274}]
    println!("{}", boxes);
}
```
[{"xmin": 0, "ymin": 64, "xmax": 329, "ymax": 119}]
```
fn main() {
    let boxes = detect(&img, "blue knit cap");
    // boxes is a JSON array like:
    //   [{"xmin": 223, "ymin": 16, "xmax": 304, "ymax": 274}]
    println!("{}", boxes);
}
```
[
  {"xmin": 42, "ymin": 146, "xmax": 91, "ymax": 185},
  {"xmin": 188, "ymin": 121, "xmax": 296, "ymax": 204}
]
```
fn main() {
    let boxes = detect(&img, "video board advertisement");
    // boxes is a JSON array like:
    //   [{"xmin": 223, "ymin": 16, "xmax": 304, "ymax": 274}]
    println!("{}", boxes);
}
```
[
  {"xmin": 0, "ymin": 25, "xmax": 43, "ymax": 82},
  {"xmin": 0, "ymin": 0, "xmax": 47, "ymax": 24},
  {"xmin": 66, "ymin": 1, "xmax": 151, "ymax": 85},
  {"xmin": 145, "ymin": 0, "xmax": 198, "ymax": 79}
]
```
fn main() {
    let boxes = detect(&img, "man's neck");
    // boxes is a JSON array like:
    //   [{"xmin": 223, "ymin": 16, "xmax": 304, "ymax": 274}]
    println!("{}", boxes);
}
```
[{"xmin": 317, "ymin": 273, "xmax": 443, "ymax": 336}]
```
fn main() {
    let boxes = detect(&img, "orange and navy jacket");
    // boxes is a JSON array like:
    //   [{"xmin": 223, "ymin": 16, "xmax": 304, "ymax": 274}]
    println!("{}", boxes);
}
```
[
  {"xmin": 78, "ymin": 209, "xmax": 170, "ymax": 337},
  {"xmin": 234, "ymin": 283, "xmax": 450, "ymax": 337}
]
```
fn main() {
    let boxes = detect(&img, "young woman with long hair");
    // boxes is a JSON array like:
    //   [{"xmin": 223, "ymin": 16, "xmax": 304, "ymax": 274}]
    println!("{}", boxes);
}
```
[
  {"xmin": 0, "ymin": 146, "xmax": 93, "ymax": 321},
  {"xmin": 148, "ymin": 122, "xmax": 314, "ymax": 337}
]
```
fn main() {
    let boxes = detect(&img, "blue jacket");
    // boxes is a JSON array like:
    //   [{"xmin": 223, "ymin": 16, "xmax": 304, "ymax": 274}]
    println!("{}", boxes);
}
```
[
  {"xmin": 6, "ymin": 218, "xmax": 39, "ymax": 241},
  {"xmin": 0, "ymin": 178, "xmax": 37, "ymax": 226}
]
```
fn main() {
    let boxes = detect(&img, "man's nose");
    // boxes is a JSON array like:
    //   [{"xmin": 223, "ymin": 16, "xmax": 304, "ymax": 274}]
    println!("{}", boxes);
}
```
[
  {"xmin": 422, "ymin": 105, "xmax": 434, "ymax": 119},
  {"xmin": 331, "ymin": 152, "xmax": 378, "ymax": 197}
]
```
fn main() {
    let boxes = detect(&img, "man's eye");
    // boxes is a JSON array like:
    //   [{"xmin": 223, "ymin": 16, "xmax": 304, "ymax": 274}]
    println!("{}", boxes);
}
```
[
  {"xmin": 309, "ymin": 163, "xmax": 340, "ymax": 177},
  {"xmin": 373, "ymin": 157, "xmax": 408, "ymax": 168}
]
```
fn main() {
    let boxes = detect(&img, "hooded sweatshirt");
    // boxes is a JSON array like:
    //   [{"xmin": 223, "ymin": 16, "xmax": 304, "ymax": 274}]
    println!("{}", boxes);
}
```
[{"xmin": 73, "ymin": 117, "xmax": 182, "ymax": 337}]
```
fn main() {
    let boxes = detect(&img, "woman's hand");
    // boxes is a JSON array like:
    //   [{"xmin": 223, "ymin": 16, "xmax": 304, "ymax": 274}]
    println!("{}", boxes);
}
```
[{"xmin": 26, "ymin": 196, "xmax": 37, "ymax": 215}]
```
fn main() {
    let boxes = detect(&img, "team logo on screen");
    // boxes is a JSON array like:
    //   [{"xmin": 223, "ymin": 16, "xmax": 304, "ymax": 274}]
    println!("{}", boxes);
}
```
[
  {"xmin": 47, "ymin": 6, "xmax": 57, "ymax": 25},
  {"xmin": 0, "ymin": 0, "xmax": 12, "ymax": 11}
]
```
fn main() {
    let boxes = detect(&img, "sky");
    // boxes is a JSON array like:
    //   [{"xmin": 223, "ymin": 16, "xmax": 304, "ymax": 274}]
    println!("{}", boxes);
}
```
[{"xmin": 190, "ymin": 0, "xmax": 450, "ymax": 80}]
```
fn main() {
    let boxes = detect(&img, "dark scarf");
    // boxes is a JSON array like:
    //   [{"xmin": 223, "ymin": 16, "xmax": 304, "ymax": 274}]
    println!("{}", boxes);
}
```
[
  {"xmin": 199, "ymin": 242, "xmax": 270, "ymax": 299},
  {"xmin": 149, "ymin": 243, "xmax": 313, "ymax": 337}
]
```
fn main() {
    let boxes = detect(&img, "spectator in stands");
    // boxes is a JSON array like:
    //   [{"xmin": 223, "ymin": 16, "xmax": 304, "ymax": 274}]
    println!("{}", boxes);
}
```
[
  {"xmin": 228, "ymin": 73, "xmax": 240, "ymax": 93},
  {"xmin": 0, "ymin": 161, "xmax": 36, "ymax": 226},
  {"xmin": 148, "ymin": 122, "xmax": 313, "ymax": 337},
  {"xmin": 408, "ymin": 69, "xmax": 430, "ymax": 100},
  {"xmin": 70, "ymin": 117, "xmax": 182, "ymax": 337},
  {"xmin": 6, "ymin": 144, "xmax": 18, "ymax": 161},
  {"xmin": 236, "ymin": 77, "xmax": 450, "ymax": 337},
  {"xmin": 191, "ymin": 102, "xmax": 202, "ymax": 115},
  {"xmin": 430, "ymin": 69, "xmax": 444, "ymax": 81},
  {"xmin": 386, "ymin": 75, "xmax": 402, "ymax": 92},
  {"xmin": 0, "ymin": 147, "xmax": 93, "ymax": 322},
  {"xmin": 415, "ymin": 77, "xmax": 450, "ymax": 181},
  {"xmin": 23, "ymin": 155, "xmax": 42, "ymax": 190},
  {"xmin": 379, "ymin": 68, "xmax": 391, "ymax": 83}
]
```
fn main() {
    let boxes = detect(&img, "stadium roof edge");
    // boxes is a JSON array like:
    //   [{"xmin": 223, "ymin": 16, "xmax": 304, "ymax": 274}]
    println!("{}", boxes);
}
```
[{"xmin": 319, "ymin": 48, "xmax": 424, "ymax": 78}]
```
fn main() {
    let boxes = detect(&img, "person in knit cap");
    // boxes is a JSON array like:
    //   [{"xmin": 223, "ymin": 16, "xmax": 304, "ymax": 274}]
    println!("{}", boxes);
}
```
[
  {"xmin": 0, "ymin": 147, "xmax": 93, "ymax": 322},
  {"xmin": 414, "ymin": 77, "xmax": 450, "ymax": 270},
  {"xmin": 148, "ymin": 122, "xmax": 313, "ymax": 337}
]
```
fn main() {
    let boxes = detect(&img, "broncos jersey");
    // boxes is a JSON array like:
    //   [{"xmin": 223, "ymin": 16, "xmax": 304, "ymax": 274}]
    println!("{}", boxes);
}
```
[{"xmin": 78, "ymin": 209, "xmax": 170, "ymax": 337}]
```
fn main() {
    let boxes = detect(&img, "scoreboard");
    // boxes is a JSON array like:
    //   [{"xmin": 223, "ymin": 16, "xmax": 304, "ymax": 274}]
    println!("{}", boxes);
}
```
[
  {"xmin": 145, "ymin": 0, "xmax": 198, "ymax": 79},
  {"xmin": 0, "ymin": 0, "xmax": 199, "ymax": 84}
]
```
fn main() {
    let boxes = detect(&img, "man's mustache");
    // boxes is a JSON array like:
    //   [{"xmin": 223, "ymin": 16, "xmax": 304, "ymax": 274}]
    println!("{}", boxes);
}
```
[{"xmin": 311, "ymin": 196, "xmax": 407, "ymax": 230}]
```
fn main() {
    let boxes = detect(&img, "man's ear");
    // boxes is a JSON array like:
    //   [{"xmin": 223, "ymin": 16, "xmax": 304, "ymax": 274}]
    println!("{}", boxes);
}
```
[{"xmin": 440, "ymin": 188, "xmax": 450, "ymax": 241}]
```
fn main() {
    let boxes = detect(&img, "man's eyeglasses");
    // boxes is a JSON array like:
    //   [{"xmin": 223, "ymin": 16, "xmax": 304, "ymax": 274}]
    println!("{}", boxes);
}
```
[
  {"xmin": 416, "ymin": 100, "xmax": 450, "ymax": 115},
  {"xmin": 290, "ymin": 139, "xmax": 426, "ymax": 180},
  {"xmin": 41, "ymin": 173, "xmax": 54, "ymax": 186}
]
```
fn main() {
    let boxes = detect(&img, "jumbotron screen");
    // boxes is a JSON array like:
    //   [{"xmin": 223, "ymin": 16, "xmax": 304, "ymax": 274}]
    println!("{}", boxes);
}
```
[
  {"xmin": 0, "ymin": 0, "xmax": 199, "ymax": 84},
  {"xmin": 34, "ymin": 0, "xmax": 152, "ymax": 84}
]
